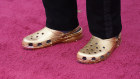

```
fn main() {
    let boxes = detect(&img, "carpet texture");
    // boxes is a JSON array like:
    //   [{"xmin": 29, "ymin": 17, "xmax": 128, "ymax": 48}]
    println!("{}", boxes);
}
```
[{"xmin": 0, "ymin": 0, "xmax": 140, "ymax": 79}]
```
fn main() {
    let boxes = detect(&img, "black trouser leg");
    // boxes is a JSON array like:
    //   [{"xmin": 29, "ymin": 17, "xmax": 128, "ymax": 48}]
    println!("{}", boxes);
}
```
[
  {"xmin": 42, "ymin": 0, "xmax": 79, "ymax": 31},
  {"xmin": 86, "ymin": 0, "xmax": 122, "ymax": 39}
]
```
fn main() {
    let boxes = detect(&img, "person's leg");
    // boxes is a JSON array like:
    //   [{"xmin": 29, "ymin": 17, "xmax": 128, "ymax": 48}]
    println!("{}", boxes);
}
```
[
  {"xmin": 22, "ymin": 0, "xmax": 83, "ymax": 49},
  {"xmin": 42, "ymin": 0, "xmax": 79, "ymax": 31},
  {"xmin": 77, "ymin": 0, "xmax": 122, "ymax": 64},
  {"xmin": 86, "ymin": 0, "xmax": 122, "ymax": 39}
]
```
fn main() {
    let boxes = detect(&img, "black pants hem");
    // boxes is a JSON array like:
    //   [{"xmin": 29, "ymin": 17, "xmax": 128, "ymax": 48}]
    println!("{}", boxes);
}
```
[
  {"xmin": 89, "ymin": 26, "xmax": 122, "ymax": 39},
  {"xmin": 42, "ymin": 0, "xmax": 122, "ymax": 39},
  {"xmin": 46, "ymin": 22, "xmax": 79, "ymax": 31}
]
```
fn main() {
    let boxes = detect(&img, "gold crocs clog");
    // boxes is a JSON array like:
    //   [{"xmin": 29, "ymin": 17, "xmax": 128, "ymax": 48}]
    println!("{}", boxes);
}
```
[
  {"xmin": 22, "ymin": 26, "xmax": 83, "ymax": 49},
  {"xmin": 77, "ymin": 34, "xmax": 121, "ymax": 64}
]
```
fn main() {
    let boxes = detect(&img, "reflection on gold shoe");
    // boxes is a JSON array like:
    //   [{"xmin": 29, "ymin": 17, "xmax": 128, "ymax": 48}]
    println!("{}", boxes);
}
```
[
  {"xmin": 22, "ymin": 26, "xmax": 82, "ymax": 49},
  {"xmin": 77, "ymin": 34, "xmax": 121, "ymax": 64}
]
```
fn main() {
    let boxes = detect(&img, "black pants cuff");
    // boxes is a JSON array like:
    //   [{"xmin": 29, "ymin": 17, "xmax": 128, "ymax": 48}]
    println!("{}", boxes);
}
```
[{"xmin": 46, "ymin": 21, "xmax": 79, "ymax": 31}]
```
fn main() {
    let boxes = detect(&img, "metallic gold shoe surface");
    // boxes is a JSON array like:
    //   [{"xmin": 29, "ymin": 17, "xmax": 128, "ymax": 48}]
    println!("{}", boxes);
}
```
[
  {"xmin": 77, "ymin": 34, "xmax": 121, "ymax": 64},
  {"xmin": 22, "ymin": 26, "xmax": 83, "ymax": 49}
]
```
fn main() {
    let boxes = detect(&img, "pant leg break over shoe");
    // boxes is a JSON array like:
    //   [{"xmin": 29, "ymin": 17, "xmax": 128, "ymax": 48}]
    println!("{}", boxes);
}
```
[{"xmin": 22, "ymin": 26, "xmax": 83, "ymax": 49}]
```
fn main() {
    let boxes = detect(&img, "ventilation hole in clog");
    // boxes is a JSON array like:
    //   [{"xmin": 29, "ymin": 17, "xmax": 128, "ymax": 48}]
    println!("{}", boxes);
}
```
[
  {"xmin": 36, "ymin": 36, "xmax": 38, "ymax": 38},
  {"xmin": 103, "ymin": 47, "xmax": 105, "ymax": 49},
  {"xmin": 46, "ymin": 40, "xmax": 51, "ymax": 43},
  {"xmin": 94, "ymin": 52, "xmax": 96, "ymax": 53},
  {"xmin": 96, "ymin": 47, "xmax": 98, "ymax": 49},
  {"xmin": 38, "ymin": 43, "xmax": 42, "ymax": 46},
  {"xmin": 31, "ymin": 38, "xmax": 33, "ymax": 39},
  {"xmin": 107, "ymin": 52, "xmax": 110, "ymax": 56},
  {"xmin": 90, "ymin": 45, "xmax": 93, "ymax": 46},
  {"xmin": 42, "ymin": 33, "xmax": 44, "ymax": 35},
  {"xmin": 37, "ymin": 33, "xmax": 39, "ymax": 34},
  {"xmin": 83, "ymin": 52, "xmax": 85, "ymax": 53},
  {"xmin": 29, "ymin": 43, "xmax": 33, "ymax": 46},
  {"xmin": 100, "ymin": 56, "xmax": 104, "ymax": 59},
  {"xmin": 91, "ymin": 49, "xmax": 93, "ymax": 51},
  {"xmin": 95, "ymin": 43, "xmax": 98, "ymax": 45},
  {"xmin": 99, "ymin": 50, "xmax": 102, "ymax": 52},
  {"xmin": 92, "ymin": 57, "xmax": 96, "ymax": 60},
  {"xmin": 82, "ymin": 57, "xmax": 87, "ymax": 60},
  {"xmin": 89, "ymin": 52, "xmax": 91, "ymax": 54}
]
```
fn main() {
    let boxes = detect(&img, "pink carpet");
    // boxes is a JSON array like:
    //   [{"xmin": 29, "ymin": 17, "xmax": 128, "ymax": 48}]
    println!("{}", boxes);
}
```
[{"xmin": 0, "ymin": 0, "xmax": 140, "ymax": 79}]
